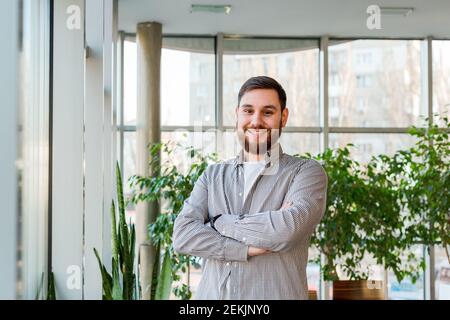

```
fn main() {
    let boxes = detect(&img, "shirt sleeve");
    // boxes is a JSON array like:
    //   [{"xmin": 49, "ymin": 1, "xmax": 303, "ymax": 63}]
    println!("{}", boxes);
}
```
[
  {"xmin": 214, "ymin": 159, "xmax": 328, "ymax": 252},
  {"xmin": 172, "ymin": 165, "xmax": 249, "ymax": 262}
]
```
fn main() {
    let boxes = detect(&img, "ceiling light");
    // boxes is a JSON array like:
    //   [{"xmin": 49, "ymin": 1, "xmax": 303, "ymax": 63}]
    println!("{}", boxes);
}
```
[
  {"xmin": 380, "ymin": 7, "xmax": 414, "ymax": 16},
  {"xmin": 190, "ymin": 4, "xmax": 232, "ymax": 15}
]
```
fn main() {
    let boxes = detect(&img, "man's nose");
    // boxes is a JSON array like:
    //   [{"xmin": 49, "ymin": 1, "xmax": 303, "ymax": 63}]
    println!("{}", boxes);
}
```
[{"xmin": 250, "ymin": 113, "xmax": 264, "ymax": 128}]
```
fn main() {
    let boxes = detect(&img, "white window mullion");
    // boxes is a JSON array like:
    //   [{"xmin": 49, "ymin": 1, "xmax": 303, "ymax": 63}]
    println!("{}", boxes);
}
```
[
  {"xmin": 84, "ymin": 0, "xmax": 106, "ymax": 299},
  {"xmin": 52, "ymin": 0, "xmax": 85, "ymax": 300}
]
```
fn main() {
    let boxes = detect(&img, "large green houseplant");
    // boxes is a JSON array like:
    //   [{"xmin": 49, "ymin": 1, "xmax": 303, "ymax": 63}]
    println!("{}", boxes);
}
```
[
  {"xmin": 129, "ymin": 141, "xmax": 217, "ymax": 299},
  {"xmin": 302, "ymin": 144, "xmax": 424, "ymax": 299},
  {"xmin": 303, "ymin": 146, "xmax": 369, "ymax": 282}
]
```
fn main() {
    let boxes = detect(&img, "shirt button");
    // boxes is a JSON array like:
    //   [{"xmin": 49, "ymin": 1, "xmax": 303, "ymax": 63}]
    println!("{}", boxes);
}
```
[
  {"xmin": 226, "ymin": 262, "xmax": 230, "ymax": 266},
  {"xmin": 242, "ymin": 237, "xmax": 246, "ymax": 241},
  {"xmin": 238, "ymin": 192, "xmax": 242, "ymax": 196}
]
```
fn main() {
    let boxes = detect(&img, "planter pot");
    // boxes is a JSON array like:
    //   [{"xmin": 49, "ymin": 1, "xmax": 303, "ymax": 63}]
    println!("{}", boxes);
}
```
[
  {"xmin": 308, "ymin": 290, "xmax": 318, "ymax": 300},
  {"xmin": 332, "ymin": 280, "xmax": 384, "ymax": 300}
]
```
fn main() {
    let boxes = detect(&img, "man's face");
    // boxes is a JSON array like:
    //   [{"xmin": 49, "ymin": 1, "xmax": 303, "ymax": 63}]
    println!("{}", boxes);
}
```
[{"xmin": 235, "ymin": 89, "xmax": 289, "ymax": 155}]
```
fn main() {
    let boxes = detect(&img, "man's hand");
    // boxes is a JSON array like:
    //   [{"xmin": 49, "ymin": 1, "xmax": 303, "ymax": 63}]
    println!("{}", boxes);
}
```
[{"xmin": 247, "ymin": 246, "xmax": 271, "ymax": 257}]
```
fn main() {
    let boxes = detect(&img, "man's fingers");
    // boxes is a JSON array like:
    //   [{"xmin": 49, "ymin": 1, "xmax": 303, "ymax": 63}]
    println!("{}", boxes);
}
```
[{"xmin": 248, "ymin": 246, "xmax": 272, "ymax": 257}]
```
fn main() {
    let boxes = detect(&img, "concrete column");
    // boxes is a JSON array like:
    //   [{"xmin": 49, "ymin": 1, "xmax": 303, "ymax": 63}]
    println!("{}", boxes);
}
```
[{"xmin": 136, "ymin": 21, "xmax": 162, "ymax": 300}]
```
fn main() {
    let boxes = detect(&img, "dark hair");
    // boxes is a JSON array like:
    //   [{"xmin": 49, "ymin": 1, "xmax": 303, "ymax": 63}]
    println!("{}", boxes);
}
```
[{"xmin": 237, "ymin": 76, "xmax": 287, "ymax": 111}]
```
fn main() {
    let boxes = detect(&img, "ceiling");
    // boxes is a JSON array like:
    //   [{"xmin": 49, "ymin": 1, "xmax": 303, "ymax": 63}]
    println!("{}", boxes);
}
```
[{"xmin": 118, "ymin": 0, "xmax": 450, "ymax": 38}]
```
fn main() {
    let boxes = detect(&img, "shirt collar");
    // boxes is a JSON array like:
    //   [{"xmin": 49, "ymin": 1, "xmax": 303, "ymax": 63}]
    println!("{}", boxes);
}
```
[{"xmin": 234, "ymin": 142, "xmax": 283, "ymax": 169}]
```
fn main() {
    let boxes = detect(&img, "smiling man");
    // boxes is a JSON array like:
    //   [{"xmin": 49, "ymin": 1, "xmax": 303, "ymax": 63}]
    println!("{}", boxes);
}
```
[{"xmin": 173, "ymin": 76, "xmax": 328, "ymax": 299}]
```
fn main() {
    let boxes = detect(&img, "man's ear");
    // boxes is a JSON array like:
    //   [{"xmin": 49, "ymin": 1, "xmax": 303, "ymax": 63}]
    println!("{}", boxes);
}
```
[{"xmin": 281, "ymin": 107, "xmax": 289, "ymax": 128}]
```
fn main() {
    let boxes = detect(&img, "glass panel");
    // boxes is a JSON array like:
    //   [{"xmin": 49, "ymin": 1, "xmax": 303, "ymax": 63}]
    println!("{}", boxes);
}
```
[
  {"xmin": 17, "ymin": 0, "xmax": 50, "ymax": 298},
  {"xmin": 307, "ymin": 247, "xmax": 321, "ymax": 299},
  {"xmin": 161, "ymin": 37, "xmax": 216, "ymax": 126},
  {"xmin": 279, "ymin": 132, "xmax": 320, "ymax": 156},
  {"xmin": 223, "ymin": 38, "xmax": 320, "ymax": 127},
  {"xmin": 123, "ymin": 40, "xmax": 137, "ymax": 126},
  {"xmin": 432, "ymin": 40, "xmax": 450, "ymax": 121},
  {"xmin": 329, "ymin": 133, "xmax": 417, "ymax": 163},
  {"xmin": 328, "ymin": 39, "xmax": 424, "ymax": 127},
  {"xmin": 123, "ymin": 131, "xmax": 136, "ymax": 223},
  {"xmin": 435, "ymin": 246, "xmax": 450, "ymax": 300},
  {"xmin": 387, "ymin": 245, "xmax": 424, "ymax": 300}
]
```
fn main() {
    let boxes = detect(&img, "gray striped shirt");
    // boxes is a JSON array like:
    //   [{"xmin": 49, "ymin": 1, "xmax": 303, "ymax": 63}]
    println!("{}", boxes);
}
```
[{"xmin": 173, "ymin": 143, "xmax": 328, "ymax": 299}]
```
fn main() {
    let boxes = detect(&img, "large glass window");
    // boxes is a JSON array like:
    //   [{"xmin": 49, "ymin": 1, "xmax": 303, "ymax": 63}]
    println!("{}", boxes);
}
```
[
  {"xmin": 328, "ymin": 39, "xmax": 424, "ymax": 127},
  {"xmin": 120, "ymin": 35, "xmax": 444, "ymax": 300},
  {"xmin": 329, "ymin": 133, "xmax": 417, "ymax": 163}
]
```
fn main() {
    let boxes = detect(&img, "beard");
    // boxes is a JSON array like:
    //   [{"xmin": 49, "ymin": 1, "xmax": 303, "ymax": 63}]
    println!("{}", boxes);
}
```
[{"xmin": 236, "ymin": 120, "xmax": 282, "ymax": 156}]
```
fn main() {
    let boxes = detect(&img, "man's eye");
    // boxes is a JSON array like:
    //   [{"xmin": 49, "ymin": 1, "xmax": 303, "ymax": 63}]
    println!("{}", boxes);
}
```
[
  {"xmin": 264, "ymin": 112, "xmax": 274, "ymax": 116},
  {"xmin": 243, "ymin": 109, "xmax": 252, "ymax": 113}
]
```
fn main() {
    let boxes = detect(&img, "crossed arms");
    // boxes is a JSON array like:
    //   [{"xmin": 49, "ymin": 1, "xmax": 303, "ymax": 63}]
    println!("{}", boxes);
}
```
[{"xmin": 172, "ymin": 160, "xmax": 328, "ymax": 262}]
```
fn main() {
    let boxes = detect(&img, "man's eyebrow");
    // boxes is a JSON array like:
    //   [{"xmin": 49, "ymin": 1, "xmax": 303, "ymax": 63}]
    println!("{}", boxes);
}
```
[{"xmin": 240, "ymin": 104, "xmax": 278, "ymax": 110}]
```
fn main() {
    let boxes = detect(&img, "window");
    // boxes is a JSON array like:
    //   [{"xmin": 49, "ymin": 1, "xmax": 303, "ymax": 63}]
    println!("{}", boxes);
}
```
[
  {"xmin": 161, "ymin": 37, "xmax": 216, "ymax": 127},
  {"xmin": 329, "ymin": 133, "xmax": 416, "ymax": 164},
  {"xmin": 432, "ymin": 40, "xmax": 450, "ymax": 120},
  {"xmin": 123, "ymin": 40, "xmax": 137, "ymax": 125},
  {"xmin": 435, "ymin": 246, "xmax": 450, "ymax": 300},
  {"xmin": 387, "ymin": 245, "xmax": 425, "ymax": 300},
  {"xmin": 17, "ymin": 0, "xmax": 50, "ymax": 299},
  {"xmin": 123, "ymin": 131, "xmax": 136, "ymax": 223},
  {"xmin": 119, "ymin": 35, "xmax": 444, "ymax": 300},
  {"xmin": 328, "ymin": 39, "xmax": 424, "ymax": 127}
]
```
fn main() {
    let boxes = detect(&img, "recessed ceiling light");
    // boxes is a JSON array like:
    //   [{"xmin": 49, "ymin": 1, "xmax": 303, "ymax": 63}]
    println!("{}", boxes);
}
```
[
  {"xmin": 380, "ymin": 7, "xmax": 414, "ymax": 16},
  {"xmin": 190, "ymin": 4, "xmax": 232, "ymax": 15}
]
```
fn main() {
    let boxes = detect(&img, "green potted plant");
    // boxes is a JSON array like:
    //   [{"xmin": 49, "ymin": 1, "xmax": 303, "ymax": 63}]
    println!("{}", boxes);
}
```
[
  {"xmin": 93, "ymin": 163, "xmax": 137, "ymax": 300},
  {"xmin": 129, "ymin": 141, "xmax": 217, "ymax": 299},
  {"xmin": 302, "ymin": 146, "xmax": 386, "ymax": 299},
  {"xmin": 302, "ymin": 144, "xmax": 426, "ymax": 300}
]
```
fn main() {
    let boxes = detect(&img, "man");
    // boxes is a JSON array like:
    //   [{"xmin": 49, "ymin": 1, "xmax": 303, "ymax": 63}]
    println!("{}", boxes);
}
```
[{"xmin": 173, "ymin": 76, "xmax": 328, "ymax": 299}]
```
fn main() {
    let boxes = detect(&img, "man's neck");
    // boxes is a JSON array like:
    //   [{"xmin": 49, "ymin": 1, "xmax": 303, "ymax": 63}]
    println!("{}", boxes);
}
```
[{"xmin": 243, "ymin": 151, "xmax": 263, "ymax": 162}]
